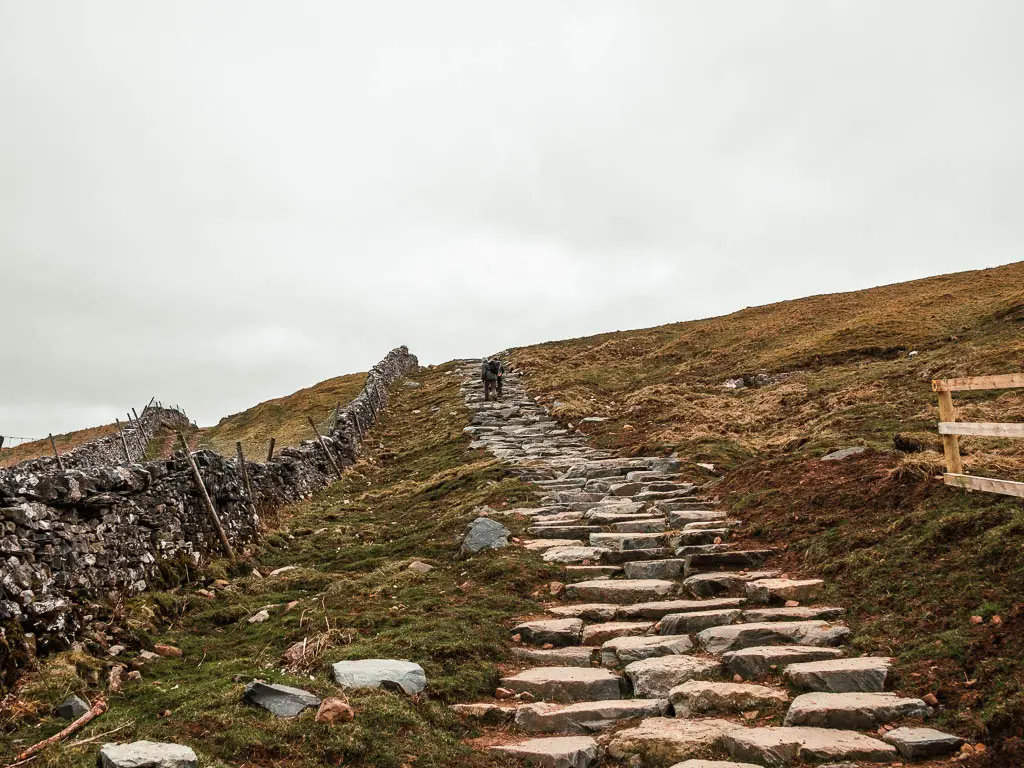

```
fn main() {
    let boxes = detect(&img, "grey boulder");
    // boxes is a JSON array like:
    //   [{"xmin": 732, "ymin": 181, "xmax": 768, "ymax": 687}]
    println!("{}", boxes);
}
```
[
  {"xmin": 98, "ymin": 741, "xmax": 198, "ymax": 768},
  {"xmin": 332, "ymin": 658, "xmax": 427, "ymax": 695},
  {"xmin": 460, "ymin": 517, "xmax": 511, "ymax": 555},
  {"xmin": 243, "ymin": 680, "xmax": 321, "ymax": 717},
  {"xmin": 57, "ymin": 694, "xmax": 90, "ymax": 720}
]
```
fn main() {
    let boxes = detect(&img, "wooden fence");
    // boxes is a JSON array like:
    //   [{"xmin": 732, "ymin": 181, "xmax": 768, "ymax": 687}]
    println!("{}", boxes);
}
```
[{"xmin": 933, "ymin": 373, "xmax": 1024, "ymax": 498}]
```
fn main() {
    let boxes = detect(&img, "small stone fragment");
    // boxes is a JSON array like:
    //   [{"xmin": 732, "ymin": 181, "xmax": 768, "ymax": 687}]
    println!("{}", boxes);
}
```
[
  {"xmin": 57, "ymin": 694, "xmax": 90, "ymax": 720},
  {"xmin": 316, "ymin": 696, "xmax": 355, "ymax": 724}
]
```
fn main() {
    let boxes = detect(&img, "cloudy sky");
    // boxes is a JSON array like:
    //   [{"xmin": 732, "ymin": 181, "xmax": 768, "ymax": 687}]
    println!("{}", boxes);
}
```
[{"xmin": 1, "ymin": 1, "xmax": 1021, "ymax": 438}]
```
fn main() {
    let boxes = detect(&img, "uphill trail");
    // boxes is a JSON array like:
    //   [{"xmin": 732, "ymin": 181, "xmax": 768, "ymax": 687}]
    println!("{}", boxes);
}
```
[{"xmin": 451, "ymin": 360, "xmax": 973, "ymax": 768}]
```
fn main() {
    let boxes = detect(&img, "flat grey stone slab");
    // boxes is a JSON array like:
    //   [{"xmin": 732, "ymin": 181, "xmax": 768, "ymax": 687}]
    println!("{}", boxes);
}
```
[
  {"xmin": 821, "ymin": 447, "xmax": 867, "ymax": 461},
  {"xmin": 526, "ymin": 539, "xmax": 586, "ymax": 551},
  {"xmin": 492, "ymin": 736, "xmax": 599, "ymax": 768},
  {"xmin": 515, "ymin": 698, "xmax": 668, "ymax": 734},
  {"xmin": 660, "ymin": 609, "xmax": 742, "ymax": 635},
  {"xmin": 741, "ymin": 606, "xmax": 845, "ymax": 623},
  {"xmin": 745, "ymin": 578, "xmax": 824, "ymax": 604},
  {"xmin": 784, "ymin": 692, "xmax": 930, "ymax": 729},
  {"xmin": 450, "ymin": 702, "xmax": 516, "ymax": 725},
  {"xmin": 528, "ymin": 526, "xmax": 604, "ymax": 539},
  {"xmin": 564, "ymin": 565, "xmax": 623, "ymax": 580},
  {"xmin": 784, "ymin": 657, "xmax": 893, "ymax": 692},
  {"xmin": 882, "ymin": 726, "xmax": 965, "ymax": 759},
  {"xmin": 685, "ymin": 550, "xmax": 774, "ymax": 574},
  {"xmin": 98, "ymin": 741, "xmax": 198, "ymax": 768},
  {"xmin": 683, "ymin": 572, "xmax": 764, "ymax": 598},
  {"xmin": 58, "ymin": 694, "xmax": 90, "ymax": 720},
  {"xmin": 607, "ymin": 718, "xmax": 742, "ymax": 764},
  {"xmin": 567, "ymin": 579, "xmax": 678, "ymax": 604},
  {"xmin": 613, "ymin": 518, "xmax": 668, "ymax": 533},
  {"xmin": 500, "ymin": 666, "xmax": 623, "ymax": 703},
  {"xmin": 618, "ymin": 598, "xmax": 746, "ymax": 620},
  {"xmin": 723, "ymin": 646, "xmax": 846, "ymax": 679},
  {"xmin": 601, "ymin": 635, "xmax": 694, "ymax": 667},
  {"xmin": 624, "ymin": 655, "xmax": 723, "ymax": 697},
  {"xmin": 581, "ymin": 621, "xmax": 654, "ymax": 645},
  {"xmin": 550, "ymin": 603, "xmax": 620, "ymax": 622},
  {"xmin": 603, "ymin": 547, "xmax": 674, "ymax": 564},
  {"xmin": 624, "ymin": 558, "xmax": 687, "ymax": 580},
  {"xmin": 331, "ymin": 659, "xmax": 427, "ymax": 694},
  {"xmin": 669, "ymin": 680, "xmax": 788, "ymax": 717},
  {"xmin": 513, "ymin": 646, "xmax": 599, "ymax": 667},
  {"xmin": 243, "ymin": 681, "xmax": 321, "ymax": 718},
  {"xmin": 723, "ymin": 725, "xmax": 897, "ymax": 765},
  {"xmin": 543, "ymin": 546, "xmax": 612, "ymax": 564},
  {"xmin": 698, "ymin": 621, "xmax": 851, "ymax": 655},
  {"xmin": 590, "ymin": 532, "xmax": 670, "ymax": 551},
  {"xmin": 514, "ymin": 618, "xmax": 584, "ymax": 647}
]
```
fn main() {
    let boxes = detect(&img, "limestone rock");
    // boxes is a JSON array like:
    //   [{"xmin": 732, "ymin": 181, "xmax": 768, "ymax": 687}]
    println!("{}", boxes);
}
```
[
  {"xmin": 670, "ymin": 762, "xmax": 762, "ymax": 768},
  {"xmin": 601, "ymin": 635, "xmax": 693, "ymax": 667},
  {"xmin": 624, "ymin": 559, "xmax": 687, "ymax": 580},
  {"xmin": 669, "ymin": 680, "xmax": 788, "ymax": 717},
  {"xmin": 513, "ymin": 646, "xmax": 598, "ymax": 667},
  {"xmin": 331, "ymin": 659, "xmax": 427, "ymax": 695},
  {"xmin": 492, "ymin": 736, "xmax": 599, "ymax": 768},
  {"xmin": 57, "ymin": 694, "xmax": 90, "ymax": 720},
  {"xmin": 660, "ymin": 609, "xmax": 742, "ymax": 635},
  {"xmin": 407, "ymin": 561, "xmax": 434, "ymax": 574},
  {"xmin": 460, "ymin": 517, "xmax": 511, "ymax": 556},
  {"xmin": 450, "ymin": 702, "xmax": 516, "ymax": 725},
  {"xmin": 515, "ymin": 698, "xmax": 668, "ymax": 734},
  {"xmin": 581, "ymin": 621, "xmax": 653, "ymax": 645},
  {"xmin": 723, "ymin": 726, "xmax": 897, "ymax": 765},
  {"xmin": 98, "ymin": 741, "xmax": 198, "ymax": 768},
  {"xmin": 514, "ymin": 618, "xmax": 584, "ymax": 647},
  {"xmin": 624, "ymin": 655, "xmax": 722, "ymax": 697},
  {"xmin": 741, "ymin": 606, "xmax": 845, "ymax": 623},
  {"xmin": 543, "ymin": 546, "xmax": 612, "ymax": 564},
  {"xmin": 697, "ymin": 621, "xmax": 851, "ymax": 654},
  {"xmin": 722, "ymin": 646, "xmax": 845, "ymax": 679},
  {"xmin": 590, "ymin": 532, "xmax": 670, "ymax": 551},
  {"xmin": 618, "ymin": 598, "xmax": 746, "ymax": 621},
  {"xmin": 549, "ymin": 603, "xmax": 619, "ymax": 622},
  {"xmin": 821, "ymin": 447, "xmax": 866, "ymax": 461},
  {"xmin": 783, "ymin": 657, "xmax": 893, "ymax": 693},
  {"xmin": 607, "ymin": 717, "xmax": 741, "ymax": 764},
  {"xmin": 745, "ymin": 578, "xmax": 824, "ymax": 605},
  {"xmin": 882, "ymin": 726, "xmax": 965, "ymax": 759},
  {"xmin": 783, "ymin": 691, "xmax": 930, "ymax": 729},
  {"xmin": 243, "ymin": 680, "xmax": 321, "ymax": 718},
  {"xmin": 500, "ymin": 666, "xmax": 622, "ymax": 703},
  {"xmin": 566, "ymin": 578, "xmax": 678, "ymax": 604}
]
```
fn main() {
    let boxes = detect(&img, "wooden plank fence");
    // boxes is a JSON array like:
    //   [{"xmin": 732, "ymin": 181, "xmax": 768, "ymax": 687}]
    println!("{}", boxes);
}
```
[{"xmin": 932, "ymin": 373, "xmax": 1024, "ymax": 499}]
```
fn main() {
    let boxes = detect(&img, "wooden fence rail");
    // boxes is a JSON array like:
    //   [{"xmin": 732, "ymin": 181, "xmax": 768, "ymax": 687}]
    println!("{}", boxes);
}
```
[{"xmin": 932, "ymin": 373, "xmax": 1024, "ymax": 499}]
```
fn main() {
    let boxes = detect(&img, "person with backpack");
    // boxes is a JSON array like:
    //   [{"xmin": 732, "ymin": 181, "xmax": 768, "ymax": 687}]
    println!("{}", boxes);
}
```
[{"xmin": 481, "ymin": 357, "xmax": 504, "ymax": 401}]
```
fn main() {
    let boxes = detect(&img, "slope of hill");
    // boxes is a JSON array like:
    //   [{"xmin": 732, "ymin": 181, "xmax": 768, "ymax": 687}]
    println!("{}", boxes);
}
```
[
  {"xmin": 0, "ymin": 424, "xmax": 120, "ymax": 468},
  {"xmin": 195, "ymin": 372, "xmax": 367, "ymax": 458},
  {"xmin": 508, "ymin": 261, "xmax": 1024, "ymax": 751}
]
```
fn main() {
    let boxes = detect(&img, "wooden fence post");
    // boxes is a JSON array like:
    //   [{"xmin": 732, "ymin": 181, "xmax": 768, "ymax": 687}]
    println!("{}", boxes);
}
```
[
  {"xmin": 131, "ymin": 408, "xmax": 148, "ymax": 441},
  {"xmin": 0, "ymin": 436, "xmax": 5, "ymax": 452},
  {"xmin": 235, "ymin": 441, "xmax": 257, "ymax": 510},
  {"xmin": 936, "ymin": 389, "xmax": 964, "ymax": 475},
  {"xmin": 177, "ymin": 432, "xmax": 236, "ymax": 561},
  {"xmin": 127, "ymin": 413, "xmax": 146, "ymax": 455},
  {"xmin": 308, "ymin": 417, "xmax": 343, "ymax": 480},
  {"xmin": 49, "ymin": 434, "xmax": 66, "ymax": 471},
  {"xmin": 115, "ymin": 418, "xmax": 132, "ymax": 461},
  {"xmin": 351, "ymin": 409, "xmax": 363, "ymax": 437},
  {"xmin": 266, "ymin": 437, "xmax": 276, "ymax": 462}
]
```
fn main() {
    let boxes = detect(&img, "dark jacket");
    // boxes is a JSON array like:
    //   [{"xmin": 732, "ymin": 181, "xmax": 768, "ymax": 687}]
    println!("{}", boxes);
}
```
[{"xmin": 481, "ymin": 360, "xmax": 504, "ymax": 382}]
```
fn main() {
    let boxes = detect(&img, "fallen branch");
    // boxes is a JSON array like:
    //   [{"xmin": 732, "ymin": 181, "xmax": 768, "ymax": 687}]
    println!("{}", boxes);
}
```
[
  {"xmin": 65, "ymin": 720, "xmax": 133, "ymax": 749},
  {"xmin": 8, "ymin": 698, "xmax": 107, "ymax": 766}
]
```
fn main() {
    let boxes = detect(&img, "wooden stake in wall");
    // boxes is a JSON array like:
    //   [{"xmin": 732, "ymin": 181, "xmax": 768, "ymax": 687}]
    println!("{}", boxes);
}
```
[
  {"xmin": 235, "ymin": 441, "xmax": 257, "ymax": 510},
  {"xmin": 177, "ymin": 432, "xmax": 236, "ymax": 561},
  {"xmin": 131, "ymin": 408, "xmax": 148, "ymax": 441},
  {"xmin": 115, "ymin": 418, "xmax": 132, "ymax": 462},
  {"xmin": 266, "ymin": 437, "xmax": 276, "ymax": 462},
  {"xmin": 308, "ymin": 417, "xmax": 344, "ymax": 480},
  {"xmin": 127, "ymin": 412, "xmax": 146, "ymax": 455},
  {"xmin": 49, "ymin": 434, "xmax": 66, "ymax": 471},
  {"xmin": 351, "ymin": 409, "xmax": 363, "ymax": 437},
  {"xmin": 0, "ymin": 436, "xmax": 5, "ymax": 452}
]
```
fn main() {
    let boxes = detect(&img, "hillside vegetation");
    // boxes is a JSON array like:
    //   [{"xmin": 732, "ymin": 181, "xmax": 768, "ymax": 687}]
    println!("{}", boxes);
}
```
[
  {"xmin": 0, "ymin": 424, "xmax": 120, "ymax": 468},
  {"xmin": 508, "ymin": 261, "xmax": 1024, "ymax": 757}
]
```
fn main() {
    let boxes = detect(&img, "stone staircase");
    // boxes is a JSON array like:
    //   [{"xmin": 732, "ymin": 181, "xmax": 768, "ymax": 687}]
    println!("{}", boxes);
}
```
[{"xmin": 453, "ymin": 360, "xmax": 966, "ymax": 767}]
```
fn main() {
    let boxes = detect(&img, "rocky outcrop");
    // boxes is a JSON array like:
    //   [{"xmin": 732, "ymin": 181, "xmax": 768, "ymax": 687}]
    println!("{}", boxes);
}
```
[{"xmin": 0, "ymin": 346, "xmax": 417, "ymax": 686}]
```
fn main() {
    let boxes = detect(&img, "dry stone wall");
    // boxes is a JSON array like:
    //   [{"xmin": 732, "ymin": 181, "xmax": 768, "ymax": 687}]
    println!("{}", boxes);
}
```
[{"xmin": 0, "ymin": 346, "xmax": 417, "ymax": 685}]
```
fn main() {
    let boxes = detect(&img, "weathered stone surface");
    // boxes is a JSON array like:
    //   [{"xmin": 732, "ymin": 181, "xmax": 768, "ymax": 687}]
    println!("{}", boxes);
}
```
[
  {"xmin": 524, "ymin": 539, "xmax": 586, "ymax": 551},
  {"xmin": 601, "ymin": 635, "xmax": 694, "ymax": 667},
  {"xmin": 58, "ymin": 694, "xmax": 90, "ymax": 719},
  {"xmin": 602, "ymin": 547, "xmax": 674, "ymax": 564},
  {"xmin": 882, "ymin": 726, "xmax": 965, "ymax": 759},
  {"xmin": 698, "ymin": 621, "xmax": 851, "ymax": 654},
  {"xmin": 461, "ymin": 517, "xmax": 511, "ymax": 555},
  {"xmin": 613, "ymin": 518, "xmax": 668, "ymax": 533},
  {"xmin": 666, "ymin": 510, "xmax": 728, "ymax": 526},
  {"xmin": 685, "ymin": 550, "xmax": 774, "ymax": 574},
  {"xmin": 542, "ymin": 546, "xmax": 612, "ymax": 564},
  {"xmin": 563, "ymin": 565, "xmax": 622, "ymax": 580},
  {"xmin": 243, "ymin": 681, "xmax": 320, "ymax": 718},
  {"xmin": 331, "ymin": 659, "xmax": 427, "ymax": 695},
  {"xmin": 492, "ymin": 736, "xmax": 599, "ymax": 768},
  {"xmin": 723, "ymin": 726, "xmax": 897, "ymax": 765},
  {"xmin": 618, "ymin": 598, "xmax": 746, "ymax": 621},
  {"xmin": 450, "ymin": 702, "xmax": 516, "ymax": 725},
  {"xmin": 515, "ymin": 698, "xmax": 668, "ymax": 734},
  {"xmin": 624, "ymin": 655, "xmax": 723, "ymax": 697},
  {"xmin": 745, "ymin": 578, "xmax": 824, "ymax": 605},
  {"xmin": 669, "ymin": 761, "xmax": 761, "ymax": 768},
  {"xmin": 669, "ymin": 680, "xmax": 788, "ymax": 717},
  {"xmin": 784, "ymin": 657, "xmax": 893, "ymax": 692},
  {"xmin": 528, "ymin": 526, "xmax": 603, "ymax": 539},
  {"xmin": 783, "ymin": 692, "xmax": 930, "ymax": 729},
  {"xmin": 821, "ymin": 447, "xmax": 867, "ymax": 461},
  {"xmin": 741, "ymin": 606, "xmax": 845, "ymax": 623},
  {"xmin": 407, "ymin": 561, "xmax": 434, "ymax": 574},
  {"xmin": 590, "ymin": 532, "xmax": 669, "ymax": 551},
  {"xmin": 660, "ymin": 609, "xmax": 742, "ymax": 635},
  {"xmin": 581, "ymin": 621, "xmax": 653, "ymax": 645},
  {"xmin": 550, "ymin": 603, "xmax": 619, "ymax": 622},
  {"xmin": 500, "ymin": 667, "xmax": 622, "ymax": 703},
  {"xmin": 607, "ymin": 718, "xmax": 741, "ymax": 764},
  {"xmin": 624, "ymin": 559, "xmax": 687, "ymax": 580},
  {"xmin": 722, "ymin": 646, "xmax": 845, "ymax": 679},
  {"xmin": 514, "ymin": 618, "xmax": 584, "ymax": 647},
  {"xmin": 566, "ymin": 579, "xmax": 678, "ymax": 604},
  {"xmin": 513, "ymin": 646, "xmax": 599, "ymax": 667},
  {"xmin": 98, "ymin": 741, "xmax": 198, "ymax": 768},
  {"xmin": 683, "ymin": 573, "xmax": 749, "ymax": 598}
]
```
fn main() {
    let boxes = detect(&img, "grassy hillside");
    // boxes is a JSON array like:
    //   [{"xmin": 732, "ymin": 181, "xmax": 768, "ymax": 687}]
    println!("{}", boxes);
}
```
[
  {"xmin": 0, "ymin": 362, "xmax": 548, "ymax": 767},
  {"xmin": 0, "ymin": 424, "xmax": 119, "ymax": 468},
  {"xmin": 508, "ymin": 261, "xmax": 1024, "ymax": 760},
  {"xmin": 196, "ymin": 372, "xmax": 367, "ymax": 457}
]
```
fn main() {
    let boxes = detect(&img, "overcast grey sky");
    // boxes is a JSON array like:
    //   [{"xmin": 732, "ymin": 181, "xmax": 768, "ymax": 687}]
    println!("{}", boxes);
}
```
[{"xmin": 1, "ymin": 1, "xmax": 1021, "ymax": 438}]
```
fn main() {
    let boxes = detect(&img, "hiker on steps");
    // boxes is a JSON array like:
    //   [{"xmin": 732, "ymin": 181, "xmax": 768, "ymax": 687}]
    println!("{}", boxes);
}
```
[{"xmin": 481, "ymin": 357, "xmax": 504, "ymax": 401}]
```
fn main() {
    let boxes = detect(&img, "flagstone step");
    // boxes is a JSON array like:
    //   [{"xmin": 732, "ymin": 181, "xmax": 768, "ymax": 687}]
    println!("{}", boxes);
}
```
[
  {"xmin": 882, "ymin": 726, "xmax": 966, "ymax": 760},
  {"xmin": 623, "ymin": 558, "xmax": 687, "ymax": 580},
  {"xmin": 513, "ymin": 618, "xmax": 584, "ymax": 646},
  {"xmin": 682, "ymin": 520, "xmax": 742, "ymax": 531},
  {"xmin": 527, "ymin": 526, "xmax": 604, "ymax": 539},
  {"xmin": 549, "ymin": 603, "xmax": 619, "ymax": 622},
  {"xmin": 745, "ymin": 578, "xmax": 825, "ymax": 605},
  {"xmin": 542, "ymin": 546, "xmax": 612, "ymax": 564},
  {"xmin": 783, "ymin": 691, "xmax": 930, "ymax": 729},
  {"xmin": 513, "ymin": 646, "xmax": 599, "ymax": 667},
  {"xmin": 624, "ymin": 655, "xmax": 723, "ymax": 697},
  {"xmin": 722, "ymin": 646, "xmax": 847, "ymax": 679},
  {"xmin": 741, "ymin": 606, "xmax": 845, "ymax": 623},
  {"xmin": 723, "ymin": 725, "xmax": 898, "ymax": 765},
  {"xmin": 684, "ymin": 571, "xmax": 780, "ymax": 598},
  {"xmin": 617, "ymin": 597, "xmax": 747, "ymax": 621},
  {"xmin": 525, "ymin": 539, "xmax": 586, "ymax": 552},
  {"xmin": 566, "ymin": 579, "xmax": 679, "ymax": 604},
  {"xmin": 602, "ymin": 547, "xmax": 675, "ymax": 564},
  {"xmin": 669, "ymin": 680, "xmax": 789, "ymax": 717},
  {"xmin": 514, "ymin": 698, "xmax": 669, "ymax": 734},
  {"xmin": 783, "ymin": 657, "xmax": 893, "ymax": 692},
  {"xmin": 685, "ymin": 550, "xmax": 775, "ymax": 574},
  {"xmin": 679, "ymin": 529, "xmax": 732, "ymax": 545},
  {"xmin": 658, "ymin": 608, "xmax": 743, "ymax": 635},
  {"xmin": 491, "ymin": 736, "xmax": 599, "ymax": 768},
  {"xmin": 606, "ymin": 718, "xmax": 742, "ymax": 765},
  {"xmin": 612, "ymin": 518, "xmax": 668, "ymax": 533},
  {"xmin": 589, "ymin": 532, "xmax": 673, "ymax": 551},
  {"xmin": 697, "ymin": 621, "xmax": 851, "ymax": 655},
  {"xmin": 601, "ymin": 635, "xmax": 694, "ymax": 667},
  {"xmin": 563, "ymin": 565, "xmax": 623, "ymax": 580},
  {"xmin": 581, "ymin": 621, "xmax": 655, "ymax": 645},
  {"xmin": 499, "ymin": 667, "xmax": 623, "ymax": 703}
]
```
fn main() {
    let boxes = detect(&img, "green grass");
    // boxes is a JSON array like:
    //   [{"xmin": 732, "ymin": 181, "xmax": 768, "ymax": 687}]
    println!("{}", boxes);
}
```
[{"xmin": 0, "ymin": 362, "xmax": 551, "ymax": 768}]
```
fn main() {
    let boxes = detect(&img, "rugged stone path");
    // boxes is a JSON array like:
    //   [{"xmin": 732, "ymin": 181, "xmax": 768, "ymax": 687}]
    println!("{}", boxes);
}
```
[{"xmin": 454, "ymin": 360, "xmax": 964, "ymax": 768}]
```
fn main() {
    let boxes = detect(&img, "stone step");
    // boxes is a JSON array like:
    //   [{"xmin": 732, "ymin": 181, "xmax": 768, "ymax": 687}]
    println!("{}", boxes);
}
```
[
  {"xmin": 669, "ymin": 680, "xmax": 789, "ymax": 718},
  {"xmin": 514, "ymin": 698, "xmax": 669, "ymax": 734},
  {"xmin": 581, "ymin": 621, "xmax": 655, "ymax": 645},
  {"xmin": 589, "ymin": 532, "xmax": 672, "ymax": 551},
  {"xmin": 679, "ymin": 528, "xmax": 732, "ymax": 545},
  {"xmin": 512, "ymin": 647, "xmax": 599, "ymax": 667},
  {"xmin": 723, "ymin": 726, "xmax": 898, "ymax": 764},
  {"xmin": 623, "ymin": 558, "xmax": 687, "ymax": 580},
  {"xmin": 602, "ymin": 547, "xmax": 675, "ymax": 564},
  {"xmin": 499, "ymin": 667, "xmax": 623, "ymax": 703},
  {"xmin": 524, "ymin": 539, "xmax": 586, "ymax": 552},
  {"xmin": 513, "ymin": 618, "xmax": 584, "ymax": 647},
  {"xmin": 617, "ymin": 597, "xmax": 747, "ymax": 621},
  {"xmin": 624, "ymin": 655, "xmax": 723, "ymax": 697},
  {"xmin": 625, "ymin": 470, "xmax": 681, "ymax": 482},
  {"xmin": 682, "ymin": 520, "xmax": 742, "ymax": 531},
  {"xmin": 586, "ymin": 508, "xmax": 656, "ymax": 525},
  {"xmin": 783, "ymin": 657, "xmax": 893, "ymax": 693},
  {"xmin": 667, "ymin": 509, "xmax": 729, "ymax": 526},
  {"xmin": 450, "ymin": 702, "xmax": 516, "ymax": 725},
  {"xmin": 566, "ymin": 579, "xmax": 679, "ymax": 604},
  {"xmin": 722, "ymin": 646, "xmax": 847, "ymax": 680},
  {"xmin": 549, "ymin": 604, "xmax": 620, "ymax": 622},
  {"xmin": 882, "ymin": 726, "xmax": 966, "ymax": 760},
  {"xmin": 685, "ymin": 550, "xmax": 775, "ymax": 575},
  {"xmin": 611, "ymin": 518, "xmax": 667, "ymax": 533},
  {"xmin": 491, "ymin": 736, "xmax": 599, "ymax": 767},
  {"xmin": 634, "ymin": 488, "xmax": 698, "ymax": 502},
  {"xmin": 658, "ymin": 608, "xmax": 743, "ymax": 635},
  {"xmin": 741, "ymin": 606, "xmax": 845, "ymax": 623},
  {"xmin": 563, "ymin": 565, "xmax": 623, "ymax": 581},
  {"xmin": 527, "ymin": 526, "xmax": 604, "ymax": 539},
  {"xmin": 784, "ymin": 691, "xmax": 930, "ymax": 729},
  {"xmin": 745, "ymin": 577, "xmax": 825, "ymax": 605},
  {"xmin": 697, "ymin": 621, "xmax": 851, "ymax": 655},
  {"xmin": 606, "ymin": 717, "xmax": 741, "ymax": 765},
  {"xmin": 542, "ymin": 546, "xmax": 612, "ymax": 564},
  {"xmin": 600, "ymin": 635, "xmax": 694, "ymax": 667},
  {"xmin": 684, "ymin": 571, "xmax": 780, "ymax": 598}
]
